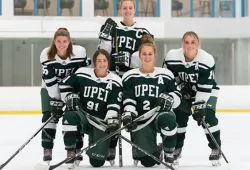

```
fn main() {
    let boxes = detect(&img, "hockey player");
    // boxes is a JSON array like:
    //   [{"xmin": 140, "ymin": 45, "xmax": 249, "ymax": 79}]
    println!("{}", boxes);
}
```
[
  {"xmin": 40, "ymin": 27, "xmax": 91, "ymax": 165},
  {"xmin": 121, "ymin": 35, "xmax": 181, "ymax": 167},
  {"xmin": 163, "ymin": 31, "xmax": 222, "ymax": 166},
  {"xmin": 59, "ymin": 49, "xmax": 123, "ymax": 168},
  {"xmin": 98, "ymin": 0, "xmax": 153, "ymax": 163}
]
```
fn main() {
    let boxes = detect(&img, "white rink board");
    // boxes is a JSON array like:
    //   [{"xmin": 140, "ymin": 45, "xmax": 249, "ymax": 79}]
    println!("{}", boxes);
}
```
[{"xmin": 0, "ymin": 86, "xmax": 250, "ymax": 111}]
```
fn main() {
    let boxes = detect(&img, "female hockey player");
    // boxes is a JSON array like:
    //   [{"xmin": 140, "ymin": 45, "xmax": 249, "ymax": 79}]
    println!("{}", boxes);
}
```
[
  {"xmin": 98, "ymin": 0, "xmax": 153, "ymax": 163},
  {"xmin": 40, "ymin": 27, "xmax": 91, "ymax": 165},
  {"xmin": 121, "ymin": 35, "xmax": 181, "ymax": 167},
  {"xmin": 59, "ymin": 49, "xmax": 123, "ymax": 168},
  {"xmin": 163, "ymin": 31, "xmax": 222, "ymax": 166}
]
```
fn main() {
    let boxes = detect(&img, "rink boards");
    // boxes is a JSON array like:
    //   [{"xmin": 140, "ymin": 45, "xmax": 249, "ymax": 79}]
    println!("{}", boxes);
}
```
[{"xmin": 0, "ymin": 86, "xmax": 250, "ymax": 114}]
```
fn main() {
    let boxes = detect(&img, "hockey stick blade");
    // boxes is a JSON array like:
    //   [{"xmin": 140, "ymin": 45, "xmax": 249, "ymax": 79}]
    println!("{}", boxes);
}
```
[{"xmin": 0, "ymin": 115, "xmax": 55, "ymax": 170}]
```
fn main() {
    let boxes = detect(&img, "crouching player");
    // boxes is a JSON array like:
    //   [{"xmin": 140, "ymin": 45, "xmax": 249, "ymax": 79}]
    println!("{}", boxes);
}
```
[
  {"xmin": 121, "ymin": 35, "xmax": 181, "ymax": 168},
  {"xmin": 58, "ymin": 49, "xmax": 122, "ymax": 168}
]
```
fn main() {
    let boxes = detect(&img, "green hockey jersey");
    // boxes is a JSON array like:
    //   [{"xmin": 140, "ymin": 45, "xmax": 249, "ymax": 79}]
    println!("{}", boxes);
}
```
[
  {"xmin": 122, "ymin": 67, "xmax": 181, "ymax": 118},
  {"xmin": 60, "ymin": 68, "xmax": 123, "ymax": 121},
  {"xmin": 163, "ymin": 48, "xmax": 219, "ymax": 102},
  {"xmin": 98, "ymin": 21, "xmax": 152, "ymax": 75}
]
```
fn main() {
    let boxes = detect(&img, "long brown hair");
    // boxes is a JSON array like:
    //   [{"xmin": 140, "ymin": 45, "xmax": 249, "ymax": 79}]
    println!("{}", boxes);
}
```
[
  {"xmin": 139, "ymin": 35, "xmax": 156, "ymax": 56},
  {"xmin": 93, "ymin": 49, "xmax": 111, "ymax": 69},
  {"xmin": 47, "ymin": 28, "xmax": 74, "ymax": 60}
]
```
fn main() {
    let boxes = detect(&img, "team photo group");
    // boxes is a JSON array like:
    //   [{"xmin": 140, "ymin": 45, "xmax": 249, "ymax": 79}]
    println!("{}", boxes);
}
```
[{"xmin": 37, "ymin": 0, "xmax": 223, "ymax": 170}]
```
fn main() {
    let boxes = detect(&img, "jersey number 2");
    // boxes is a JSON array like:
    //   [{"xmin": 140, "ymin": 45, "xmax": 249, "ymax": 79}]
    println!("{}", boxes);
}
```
[{"xmin": 143, "ymin": 100, "xmax": 150, "ymax": 110}]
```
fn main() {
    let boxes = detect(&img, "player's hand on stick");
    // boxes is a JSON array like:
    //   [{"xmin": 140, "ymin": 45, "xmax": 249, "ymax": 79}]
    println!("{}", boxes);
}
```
[
  {"xmin": 122, "ymin": 112, "xmax": 137, "ymax": 132},
  {"xmin": 99, "ymin": 18, "xmax": 117, "ymax": 41},
  {"xmin": 65, "ymin": 93, "xmax": 81, "ymax": 111},
  {"xmin": 50, "ymin": 99, "xmax": 64, "ymax": 119},
  {"xmin": 155, "ymin": 92, "xmax": 174, "ymax": 112},
  {"xmin": 191, "ymin": 100, "xmax": 206, "ymax": 126},
  {"xmin": 113, "ymin": 52, "xmax": 131, "ymax": 67},
  {"xmin": 106, "ymin": 118, "xmax": 120, "ymax": 133}
]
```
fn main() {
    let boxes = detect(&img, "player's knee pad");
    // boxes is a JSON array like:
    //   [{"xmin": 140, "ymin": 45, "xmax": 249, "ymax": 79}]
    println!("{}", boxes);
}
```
[
  {"xmin": 140, "ymin": 151, "xmax": 160, "ymax": 167},
  {"xmin": 157, "ymin": 112, "xmax": 176, "ymax": 129},
  {"xmin": 89, "ymin": 158, "xmax": 105, "ymax": 167}
]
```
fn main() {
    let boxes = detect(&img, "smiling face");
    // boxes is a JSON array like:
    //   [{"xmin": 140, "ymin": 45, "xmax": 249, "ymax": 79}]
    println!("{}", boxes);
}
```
[
  {"xmin": 182, "ymin": 32, "xmax": 200, "ymax": 61},
  {"xmin": 140, "ymin": 45, "xmax": 155, "ymax": 68},
  {"xmin": 54, "ymin": 36, "xmax": 70, "ymax": 55},
  {"xmin": 120, "ymin": 0, "xmax": 136, "ymax": 21},
  {"xmin": 94, "ymin": 53, "xmax": 109, "ymax": 77}
]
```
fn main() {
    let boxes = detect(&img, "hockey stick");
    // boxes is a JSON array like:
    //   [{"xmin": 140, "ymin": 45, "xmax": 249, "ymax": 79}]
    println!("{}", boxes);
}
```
[
  {"xmin": 115, "ymin": 29, "xmax": 120, "ymax": 75},
  {"xmin": 114, "ymin": 29, "xmax": 123, "ymax": 167},
  {"xmin": 0, "ymin": 114, "xmax": 56, "ymax": 170},
  {"xmin": 120, "ymin": 135, "xmax": 175, "ymax": 170},
  {"xmin": 118, "ymin": 113, "xmax": 123, "ymax": 167},
  {"xmin": 201, "ymin": 119, "xmax": 229, "ymax": 164},
  {"xmin": 84, "ymin": 108, "xmax": 174, "ymax": 169},
  {"xmin": 35, "ymin": 113, "xmax": 145, "ymax": 170}
]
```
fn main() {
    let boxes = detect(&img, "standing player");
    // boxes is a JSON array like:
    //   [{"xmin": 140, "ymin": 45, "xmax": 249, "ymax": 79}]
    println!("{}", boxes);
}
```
[
  {"xmin": 122, "ymin": 35, "xmax": 181, "ymax": 167},
  {"xmin": 59, "ymin": 49, "xmax": 122, "ymax": 168},
  {"xmin": 40, "ymin": 28, "xmax": 91, "ymax": 165},
  {"xmin": 163, "ymin": 31, "xmax": 222, "ymax": 166},
  {"xmin": 98, "ymin": 0, "xmax": 153, "ymax": 76},
  {"xmin": 98, "ymin": 0, "xmax": 153, "ymax": 163}
]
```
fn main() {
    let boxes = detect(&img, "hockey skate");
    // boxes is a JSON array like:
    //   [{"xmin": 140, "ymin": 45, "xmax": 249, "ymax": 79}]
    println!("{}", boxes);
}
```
[
  {"xmin": 74, "ymin": 149, "xmax": 83, "ymax": 167},
  {"xmin": 164, "ymin": 152, "xmax": 174, "ymax": 169},
  {"xmin": 209, "ymin": 149, "xmax": 222, "ymax": 166},
  {"xmin": 66, "ymin": 150, "xmax": 76, "ymax": 169},
  {"xmin": 106, "ymin": 148, "xmax": 116, "ymax": 166},
  {"xmin": 43, "ymin": 149, "xmax": 52, "ymax": 165},
  {"xmin": 173, "ymin": 148, "xmax": 182, "ymax": 166},
  {"xmin": 132, "ymin": 146, "xmax": 140, "ymax": 166}
]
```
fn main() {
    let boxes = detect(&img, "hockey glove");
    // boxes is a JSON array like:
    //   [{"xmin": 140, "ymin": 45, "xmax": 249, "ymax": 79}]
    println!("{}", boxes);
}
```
[
  {"xmin": 50, "ymin": 99, "xmax": 64, "ymax": 119},
  {"xmin": 99, "ymin": 18, "xmax": 117, "ymax": 41},
  {"xmin": 113, "ymin": 52, "xmax": 131, "ymax": 67},
  {"xmin": 122, "ymin": 112, "xmax": 137, "ymax": 132},
  {"xmin": 65, "ymin": 93, "xmax": 81, "ymax": 111},
  {"xmin": 191, "ymin": 100, "xmax": 206, "ymax": 126},
  {"xmin": 106, "ymin": 118, "xmax": 120, "ymax": 133},
  {"xmin": 155, "ymin": 92, "xmax": 174, "ymax": 112}
]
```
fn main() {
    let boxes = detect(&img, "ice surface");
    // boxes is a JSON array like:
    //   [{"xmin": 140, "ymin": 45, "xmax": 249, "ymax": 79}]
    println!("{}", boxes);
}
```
[{"xmin": 0, "ymin": 113, "xmax": 249, "ymax": 170}]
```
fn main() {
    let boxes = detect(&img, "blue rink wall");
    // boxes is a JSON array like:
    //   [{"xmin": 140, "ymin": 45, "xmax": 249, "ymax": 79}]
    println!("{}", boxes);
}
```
[{"xmin": 0, "ymin": 86, "xmax": 250, "ymax": 114}]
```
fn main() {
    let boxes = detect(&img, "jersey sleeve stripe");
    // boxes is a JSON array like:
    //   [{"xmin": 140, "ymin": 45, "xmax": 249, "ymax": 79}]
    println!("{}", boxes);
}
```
[
  {"xmin": 44, "ymin": 77, "xmax": 57, "ymax": 84},
  {"xmin": 123, "ymin": 105, "xmax": 138, "ymax": 117},
  {"xmin": 123, "ymin": 99, "xmax": 137, "ymax": 105},
  {"xmin": 107, "ymin": 104, "xmax": 121, "ymax": 110},
  {"xmin": 197, "ymin": 84, "xmax": 213, "ymax": 89}
]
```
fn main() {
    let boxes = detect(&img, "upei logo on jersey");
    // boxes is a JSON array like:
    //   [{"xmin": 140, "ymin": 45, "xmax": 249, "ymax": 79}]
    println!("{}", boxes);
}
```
[
  {"xmin": 135, "ymin": 84, "xmax": 159, "ymax": 97},
  {"xmin": 178, "ymin": 72, "xmax": 198, "ymax": 83}
]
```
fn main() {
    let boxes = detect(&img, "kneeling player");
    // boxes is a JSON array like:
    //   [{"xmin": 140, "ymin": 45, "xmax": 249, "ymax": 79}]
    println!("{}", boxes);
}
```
[
  {"xmin": 59, "ymin": 49, "xmax": 122, "ymax": 168},
  {"xmin": 163, "ymin": 31, "xmax": 222, "ymax": 166},
  {"xmin": 121, "ymin": 35, "xmax": 181, "ymax": 167}
]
